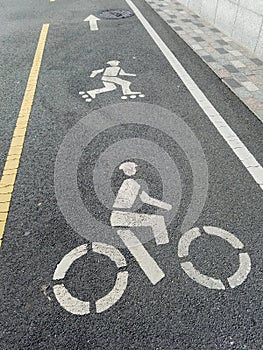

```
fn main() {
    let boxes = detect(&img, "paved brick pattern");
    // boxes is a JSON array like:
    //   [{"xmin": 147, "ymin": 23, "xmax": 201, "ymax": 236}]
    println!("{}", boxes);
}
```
[{"xmin": 146, "ymin": 0, "xmax": 263, "ymax": 123}]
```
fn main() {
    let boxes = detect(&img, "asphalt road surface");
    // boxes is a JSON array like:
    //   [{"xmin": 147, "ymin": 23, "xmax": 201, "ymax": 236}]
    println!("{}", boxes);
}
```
[{"xmin": 0, "ymin": 0, "xmax": 262, "ymax": 349}]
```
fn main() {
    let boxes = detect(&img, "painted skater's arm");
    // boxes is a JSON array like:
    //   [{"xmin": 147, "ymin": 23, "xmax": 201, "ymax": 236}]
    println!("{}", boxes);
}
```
[
  {"xmin": 140, "ymin": 191, "xmax": 172, "ymax": 211},
  {"xmin": 90, "ymin": 69, "xmax": 104, "ymax": 78},
  {"xmin": 119, "ymin": 69, "xmax": 136, "ymax": 77}
]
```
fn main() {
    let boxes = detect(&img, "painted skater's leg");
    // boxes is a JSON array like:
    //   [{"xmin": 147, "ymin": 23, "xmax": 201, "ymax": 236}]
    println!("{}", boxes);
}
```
[
  {"xmin": 87, "ymin": 82, "xmax": 116, "ymax": 99},
  {"xmin": 120, "ymin": 80, "xmax": 141, "ymax": 95},
  {"xmin": 104, "ymin": 77, "xmax": 141, "ymax": 95}
]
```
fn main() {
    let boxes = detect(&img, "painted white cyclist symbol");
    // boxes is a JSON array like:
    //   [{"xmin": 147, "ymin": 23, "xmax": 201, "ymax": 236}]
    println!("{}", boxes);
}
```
[{"xmin": 52, "ymin": 162, "xmax": 251, "ymax": 315}]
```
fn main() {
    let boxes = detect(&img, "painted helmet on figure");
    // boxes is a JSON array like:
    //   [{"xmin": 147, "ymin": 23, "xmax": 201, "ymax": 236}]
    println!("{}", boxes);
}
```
[{"xmin": 119, "ymin": 161, "xmax": 138, "ymax": 176}]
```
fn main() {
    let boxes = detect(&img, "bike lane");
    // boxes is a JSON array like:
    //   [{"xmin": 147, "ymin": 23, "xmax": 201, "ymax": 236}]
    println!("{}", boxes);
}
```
[
  {"xmin": 0, "ymin": 0, "xmax": 53, "ymax": 175},
  {"xmin": 0, "ymin": 0, "xmax": 262, "ymax": 349}
]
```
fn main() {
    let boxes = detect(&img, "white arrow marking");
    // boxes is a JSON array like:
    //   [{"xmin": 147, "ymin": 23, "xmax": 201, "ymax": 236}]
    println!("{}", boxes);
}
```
[{"xmin": 84, "ymin": 15, "xmax": 100, "ymax": 31}]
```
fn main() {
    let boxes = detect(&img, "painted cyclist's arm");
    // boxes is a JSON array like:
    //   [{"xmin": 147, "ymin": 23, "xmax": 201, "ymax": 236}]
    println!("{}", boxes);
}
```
[
  {"xmin": 140, "ymin": 191, "xmax": 172, "ymax": 211},
  {"xmin": 90, "ymin": 69, "xmax": 104, "ymax": 78}
]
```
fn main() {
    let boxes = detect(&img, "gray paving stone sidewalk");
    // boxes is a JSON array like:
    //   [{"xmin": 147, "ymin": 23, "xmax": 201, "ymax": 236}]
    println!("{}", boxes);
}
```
[{"xmin": 145, "ymin": 0, "xmax": 263, "ymax": 123}]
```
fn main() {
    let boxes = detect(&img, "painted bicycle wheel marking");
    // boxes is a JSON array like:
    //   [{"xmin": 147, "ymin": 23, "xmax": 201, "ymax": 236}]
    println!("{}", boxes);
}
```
[
  {"xmin": 53, "ymin": 243, "xmax": 128, "ymax": 315},
  {"xmin": 53, "ymin": 226, "xmax": 251, "ymax": 315},
  {"xmin": 178, "ymin": 226, "xmax": 251, "ymax": 290}
]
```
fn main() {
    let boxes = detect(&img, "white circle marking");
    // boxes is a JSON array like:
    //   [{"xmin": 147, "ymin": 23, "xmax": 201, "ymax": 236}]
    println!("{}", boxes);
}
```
[
  {"xmin": 178, "ymin": 226, "xmax": 251, "ymax": 289},
  {"xmin": 53, "ymin": 243, "xmax": 128, "ymax": 315}
]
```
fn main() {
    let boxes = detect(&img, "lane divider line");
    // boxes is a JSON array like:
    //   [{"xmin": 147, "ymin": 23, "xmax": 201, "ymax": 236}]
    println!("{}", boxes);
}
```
[
  {"xmin": 0, "ymin": 24, "xmax": 49, "ymax": 247},
  {"xmin": 126, "ymin": 0, "xmax": 263, "ymax": 190}
]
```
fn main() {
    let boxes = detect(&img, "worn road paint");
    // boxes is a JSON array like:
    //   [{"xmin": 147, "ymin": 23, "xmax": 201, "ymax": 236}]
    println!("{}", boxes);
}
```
[
  {"xmin": 92, "ymin": 242, "xmax": 127, "ymax": 268},
  {"xmin": 53, "ymin": 284, "xmax": 90, "ymax": 315},
  {"xmin": 117, "ymin": 229, "xmax": 165, "ymax": 285},
  {"xmin": 227, "ymin": 252, "xmax": 251, "ymax": 288},
  {"xmin": 126, "ymin": 0, "xmax": 263, "ymax": 190},
  {"xmin": 80, "ymin": 60, "xmax": 142, "ymax": 102},
  {"xmin": 0, "ymin": 24, "xmax": 49, "ymax": 248},
  {"xmin": 53, "ymin": 244, "xmax": 88, "ymax": 280},
  {"xmin": 95, "ymin": 271, "xmax": 129, "ymax": 313},
  {"xmin": 204, "ymin": 226, "xmax": 244, "ymax": 249},
  {"xmin": 53, "ymin": 243, "xmax": 128, "ymax": 315},
  {"xmin": 178, "ymin": 226, "xmax": 251, "ymax": 289},
  {"xmin": 52, "ymin": 230, "xmax": 250, "ymax": 315},
  {"xmin": 181, "ymin": 261, "xmax": 226, "ymax": 290},
  {"xmin": 177, "ymin": 227, "xmax": 201, "ymax": 258},
  {"xmin": 110, "ymin": 161, "xmax": 171, "ymax": 246},
  {"xmin": 84, "ymin": 15, "xmax": 100, "ymax": 31}
]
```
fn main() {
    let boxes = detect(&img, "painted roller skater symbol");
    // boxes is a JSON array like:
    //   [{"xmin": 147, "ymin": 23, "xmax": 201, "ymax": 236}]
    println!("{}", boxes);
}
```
[{"xmin": 79, "ymin": 60, "xmax": 145, "ymax": 102}]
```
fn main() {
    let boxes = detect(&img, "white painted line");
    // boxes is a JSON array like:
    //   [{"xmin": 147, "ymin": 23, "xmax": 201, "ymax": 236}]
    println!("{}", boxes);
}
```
[
  {"xmin": 126, "ymin": 0, "xmax": 263, "ymax": 189},
  {"xmin": 204, "ymin": 226, "xmax": 244, "ymax": 249},
  {"xmin": 53, "ymin": 284, "xmax": 90, "ymax": 315},
  {"xmin": 178, "ymin": 227, "xmax": 201, "ymax": 258},
  {"xmin": 227, "ymin": 252, "xmax": 251, "ymax": 288},
  {"xmin": 96, "ymin": 271, "xmax": 128, "ymax": 313},
  {"xmin": 180, "ymin": 262, "xmax": 226, "ymax": 290},
  {"xmin": 117, "ymin": 229, "xmax": 165, "ymax": 285},
  {"xmin": 92, "ymin": 242, "xmax": 127, "ymax": 268},
  {"xmin": 53, "ymin": 244, "xmax": 88, "ymax": 280}
]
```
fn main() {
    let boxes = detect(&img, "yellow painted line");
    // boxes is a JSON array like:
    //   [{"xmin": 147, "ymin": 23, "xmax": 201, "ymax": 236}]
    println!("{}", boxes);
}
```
[{"xmin": 0, "ymin": 24, "xmax": 49, "ymax": 247}]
